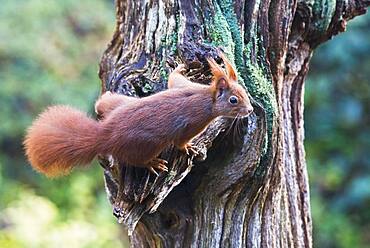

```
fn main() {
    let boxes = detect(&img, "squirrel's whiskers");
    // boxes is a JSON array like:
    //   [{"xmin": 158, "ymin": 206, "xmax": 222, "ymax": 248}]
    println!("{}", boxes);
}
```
[{"xmin": 24, "ymin": 52, "xmax": 253, "ymax": 177}]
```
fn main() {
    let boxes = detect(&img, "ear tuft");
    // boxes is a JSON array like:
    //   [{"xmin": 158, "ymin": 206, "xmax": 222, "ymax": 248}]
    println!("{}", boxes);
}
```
[
  {"xmin": 207, "ymin": 57, "xmax": 230, "ymax": 96},
  {"xmin": 219, "ymin": 52, "xmax": 237, "ymax": 82},
  {"xmin": 206, "ymin": 57, "xmax": 225, "ymax": 80}
]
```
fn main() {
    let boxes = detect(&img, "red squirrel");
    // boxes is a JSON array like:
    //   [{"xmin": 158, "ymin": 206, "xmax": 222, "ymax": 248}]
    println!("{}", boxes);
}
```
[
  {"xmin": 95, "ymin": 53, "xmax": 236, "ymax": 116},
  {"xmin": 24, "ymin": 53, "xmax": 254, "ymax": 177}
]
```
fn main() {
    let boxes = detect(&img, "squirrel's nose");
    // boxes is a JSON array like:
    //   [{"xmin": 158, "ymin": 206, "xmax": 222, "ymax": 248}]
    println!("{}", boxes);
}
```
[
  {"xmin": 240, "ymin": 106, "xmax": 253, "ymax": 117},
  {"xmin": 246, "ymin": 106, "xmax": 254, "ymax": 115}
]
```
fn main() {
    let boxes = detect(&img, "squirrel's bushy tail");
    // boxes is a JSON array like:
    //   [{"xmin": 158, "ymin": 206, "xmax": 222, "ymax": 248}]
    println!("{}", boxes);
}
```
[{"xmin": 24, "ymin": 105, "xmax": 100, "ymax": 177}]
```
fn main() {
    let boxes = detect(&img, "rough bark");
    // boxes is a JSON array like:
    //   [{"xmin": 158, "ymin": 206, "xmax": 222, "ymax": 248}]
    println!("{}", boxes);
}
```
[{"xmin": 98, "ymin": 0, "xmax": 369, "ymax": 247}]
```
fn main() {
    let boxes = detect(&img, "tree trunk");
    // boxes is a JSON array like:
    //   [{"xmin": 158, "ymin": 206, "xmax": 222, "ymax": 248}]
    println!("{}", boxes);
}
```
[{"xmin": 98, "ymin": 0, "xmax": 369, "ymax": 247}]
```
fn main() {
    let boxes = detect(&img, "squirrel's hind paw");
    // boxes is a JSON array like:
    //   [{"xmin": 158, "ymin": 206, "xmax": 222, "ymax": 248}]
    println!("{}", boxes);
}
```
[{"xmin": 146, "ymin": 158, "xmax": 169, "ymax": 176}]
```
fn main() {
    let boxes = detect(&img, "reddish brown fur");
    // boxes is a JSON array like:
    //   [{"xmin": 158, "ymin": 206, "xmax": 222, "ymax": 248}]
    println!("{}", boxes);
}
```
[
  {"xmin": 95, "ymin": 91, "xmax": 138, "ymax": 119},
  {"xmin": 24, "ymin": 53, "xmax": 253, "ymax": 177},
  {"xmin": 206, "ymin": 57, "xmax": 233, "ymax": 100},
  {"xmin": 167, "ymin": 64, "xmax": 202, "ymax": 89},
  {"xmin": 219, "ymin": 53, "xmax": 237, "ymax": 81},
  {"xmin": 24, "ymin": 106, "xmax": 99, "ymax": 177},
  {"xmin": 98, "ymin": 86, "xmax": 215, "ymax": 166}
]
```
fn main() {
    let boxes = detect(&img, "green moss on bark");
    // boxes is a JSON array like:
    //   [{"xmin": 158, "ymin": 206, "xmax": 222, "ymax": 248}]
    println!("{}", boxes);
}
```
[
  {"xmin": 243, "ymin": 42, "xmax": 277, "ymax": 135},
  {"xmin": 217, "ymin": 0, "xmax": 244, "ymax": 72},
  {"xmin": 312, "ymin": 0, "xmax": 336, "ymax": 33},
  {"xmin": 206, "ymin": 3, "xmax": 236, "ymax": 62},
  {"xmin": 211, "ymin": 0, "xmax": 277, "ymax": 158},
  {"xmin": 157, "ymin": 11, "xmax": 180, "ymax": 82}
]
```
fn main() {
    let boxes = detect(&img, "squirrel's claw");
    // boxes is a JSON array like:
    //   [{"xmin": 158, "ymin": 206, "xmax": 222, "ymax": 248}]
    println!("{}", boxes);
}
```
[
  {"xmin": 183, "ymin": 143, "xmax": 199, "ymax": 156},
  {"xmin": 146, "ymin": 158, "xmax": 169, "ymax": 176},
  {"xmin": 148, "ymin": 167, "xmax": 159, "ymax": 176}
]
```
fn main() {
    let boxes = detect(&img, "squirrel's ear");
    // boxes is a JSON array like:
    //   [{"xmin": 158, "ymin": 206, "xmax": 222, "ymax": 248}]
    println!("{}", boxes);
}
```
[
  {"xmin": 215, "ymin": 77, "xmax": 228, "ymax": 91},
  {"xmin": 219, "ymin": 52, "xmax": 237, "ymax": 82},
  {"xmin": 207, "ymin": 57, "xmax": 230, "ymax": 95},
  {"xmin": 207, "ymin": 57, "xmax": 230, "ymax": 97},
  {"xmin": 207, "ymin": 57, "xmax": 225, "ymax": 80}
]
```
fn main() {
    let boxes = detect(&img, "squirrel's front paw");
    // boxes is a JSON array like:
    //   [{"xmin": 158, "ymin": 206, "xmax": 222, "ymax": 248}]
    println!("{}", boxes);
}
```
[{"xmin": 181, "ymin": 143, "xmax": 199, "ymax": 157}]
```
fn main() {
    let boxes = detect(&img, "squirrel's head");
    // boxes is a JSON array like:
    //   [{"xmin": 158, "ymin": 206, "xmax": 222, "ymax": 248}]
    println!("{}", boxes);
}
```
[{"xmin": 207, "ymin": 53, "xmax": 254, "ymax": 118}]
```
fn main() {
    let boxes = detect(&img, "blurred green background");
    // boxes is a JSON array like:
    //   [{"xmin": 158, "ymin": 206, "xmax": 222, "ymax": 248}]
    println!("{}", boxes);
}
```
[
  {"xmin": 0, "ymin": 1, "xmax": 126, "ymax": 247},
  {"xmin": 306, "ymin": 14, "xmax": 370, "ymax": 248},
  {"xmin": 0, "ymin": 1, "xmax": 368, "ymax": 247}
]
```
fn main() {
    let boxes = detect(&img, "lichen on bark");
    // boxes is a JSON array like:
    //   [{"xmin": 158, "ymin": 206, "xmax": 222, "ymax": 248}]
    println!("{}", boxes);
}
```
[{"xmin": 98, "ymin": 0, "xmax": 369, "ymax": 247}]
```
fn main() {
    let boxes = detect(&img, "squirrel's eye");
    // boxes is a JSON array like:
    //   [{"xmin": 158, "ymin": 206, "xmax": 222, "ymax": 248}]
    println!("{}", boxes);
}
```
[{"xmin": 229, "ymin": 95, "xmax": 238, "ymax": 105}]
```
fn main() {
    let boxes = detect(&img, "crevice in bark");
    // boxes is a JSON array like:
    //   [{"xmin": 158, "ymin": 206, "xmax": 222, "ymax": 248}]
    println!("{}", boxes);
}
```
[{"xmin": 98, "ymin": 0, "xmax": 369, "ymax": 247}]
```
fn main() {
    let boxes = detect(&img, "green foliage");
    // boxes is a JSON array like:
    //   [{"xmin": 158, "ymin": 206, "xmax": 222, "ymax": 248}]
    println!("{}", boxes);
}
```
[
  {"xmin": 0, "ymin": 0, "xmax": 129, "ymax": 247},
  {"xmin": 306, "ymin": 14, "xmax": 370, "ymax": 248},
  {"xmin": 0, "ymin": 0, "xmax": 368, "ymax": 247}
]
